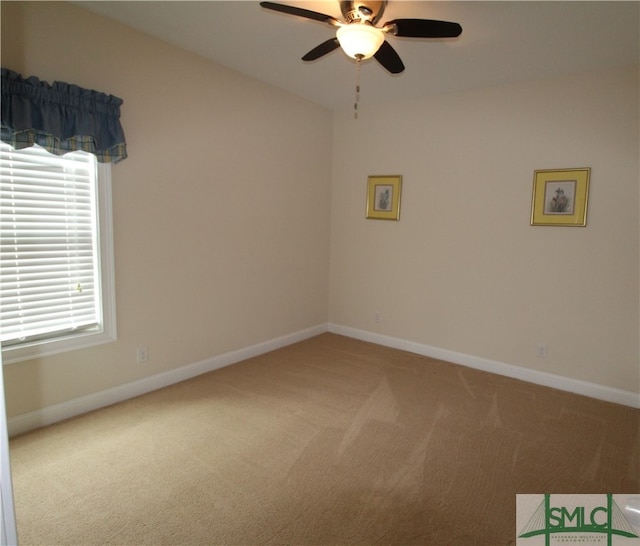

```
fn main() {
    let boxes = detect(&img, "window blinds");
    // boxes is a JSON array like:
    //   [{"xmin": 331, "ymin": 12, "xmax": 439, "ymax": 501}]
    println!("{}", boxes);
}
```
[{"xmin": 0, "ymin": 143, "xmax": 101, "ymax": 345}]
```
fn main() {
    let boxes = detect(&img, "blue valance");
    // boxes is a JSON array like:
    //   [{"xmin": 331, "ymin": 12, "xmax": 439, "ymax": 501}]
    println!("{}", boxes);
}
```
[{"xmin": 1, "ymin": 68, "xmax": 127, "ymax": 163}]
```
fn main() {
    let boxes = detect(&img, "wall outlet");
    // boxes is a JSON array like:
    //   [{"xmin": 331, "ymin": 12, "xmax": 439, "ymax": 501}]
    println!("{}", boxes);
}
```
[
  {"xmin": 375, "ymin": 311, "xmax": 381, "ymax": 323},
  {"xmin": 535, "ymin": 343, "xmax": 547, "ymax": 358},
  {"xmin": 137, "ymin": 346, "xmax": 149, "ymax": 364}
]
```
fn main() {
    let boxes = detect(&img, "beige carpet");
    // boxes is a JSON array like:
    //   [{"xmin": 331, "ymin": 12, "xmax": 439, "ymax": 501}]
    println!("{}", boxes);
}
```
[{"xmin": 9, "ymin": 333, "xmax": 639, "ymax": 545}]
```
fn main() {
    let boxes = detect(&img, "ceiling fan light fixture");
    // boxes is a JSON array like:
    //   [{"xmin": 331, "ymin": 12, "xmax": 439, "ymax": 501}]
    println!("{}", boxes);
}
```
[{"xmin": 336, "ymin": 23, "xmax": 384, "ymax": 59}]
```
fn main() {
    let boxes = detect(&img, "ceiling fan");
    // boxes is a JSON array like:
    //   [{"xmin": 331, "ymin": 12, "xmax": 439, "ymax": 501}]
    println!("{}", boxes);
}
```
[{"xmin": 259, "ymin": 1, "xmax": 462, "ymax": 74}]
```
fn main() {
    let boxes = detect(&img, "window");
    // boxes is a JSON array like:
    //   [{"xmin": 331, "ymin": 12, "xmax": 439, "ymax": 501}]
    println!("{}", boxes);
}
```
[{"xmin": 0, "ymin": 143, "xmax": 116, "ymax": 364}]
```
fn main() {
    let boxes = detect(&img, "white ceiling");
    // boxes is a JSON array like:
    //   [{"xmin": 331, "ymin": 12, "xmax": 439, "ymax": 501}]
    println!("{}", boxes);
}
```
[{"xmin": 74, "ymin": 1, "xmax": 639, "ymax": 112}]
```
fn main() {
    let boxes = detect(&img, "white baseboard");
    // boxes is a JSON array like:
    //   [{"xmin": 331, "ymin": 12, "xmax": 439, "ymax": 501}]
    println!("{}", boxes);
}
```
[
  {"xmin": 8, "ymin": 324, "xmax": 328, "ymax": 437},
  {"xmin": 329, "ymin": 323, "xmax": 640, "ymax": 409},
  {"xmin": 9, "ymin": 322, "xmax": 638, "ymax": 436}
]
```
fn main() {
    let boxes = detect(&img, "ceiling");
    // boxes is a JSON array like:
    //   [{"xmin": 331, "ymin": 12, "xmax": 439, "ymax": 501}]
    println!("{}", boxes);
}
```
[{"xmin": 74, "ymin": 1, "xmax": 639, "ymax": 112}]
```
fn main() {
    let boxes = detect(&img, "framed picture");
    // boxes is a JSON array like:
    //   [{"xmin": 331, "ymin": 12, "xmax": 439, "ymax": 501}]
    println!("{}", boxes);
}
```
[
  {"xmin": 366, "ymin": 175, "xmax": 402, "ymax": 220},
  {"xmin": 530, "ymin": 168, "xmax": 590, "ymax": 226}
]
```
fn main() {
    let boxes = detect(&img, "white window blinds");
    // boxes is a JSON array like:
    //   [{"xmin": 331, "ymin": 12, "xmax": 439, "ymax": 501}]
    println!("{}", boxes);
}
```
[{"xmin": 0, "ymin": 143, "xmax": 102, "ymax": 346}]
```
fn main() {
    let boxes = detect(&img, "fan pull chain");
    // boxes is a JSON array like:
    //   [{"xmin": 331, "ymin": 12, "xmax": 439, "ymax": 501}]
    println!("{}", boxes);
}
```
[{"xmin": 354, "ymin": 55, "xmax": 363, "ymax": 120}]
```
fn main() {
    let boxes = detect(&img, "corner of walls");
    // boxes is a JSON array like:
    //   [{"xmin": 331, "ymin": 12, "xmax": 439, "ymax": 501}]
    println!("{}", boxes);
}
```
[
  {"xmin": 9, "ymin": 320, "xmax": 639, "ymax": 438},
  {"xmin": 328, "ymin": 65, "xmax": 639, "ymax": 399}
]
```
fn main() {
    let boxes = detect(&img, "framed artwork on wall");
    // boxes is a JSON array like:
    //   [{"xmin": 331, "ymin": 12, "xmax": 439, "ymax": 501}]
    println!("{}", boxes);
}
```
[
  {"xmin": 530, "ymin": 168, "xmax": 590, "ymax": 226},
  {"xmin": 366, "ymin": 175, "xmax": 402, "ymax": 221}
]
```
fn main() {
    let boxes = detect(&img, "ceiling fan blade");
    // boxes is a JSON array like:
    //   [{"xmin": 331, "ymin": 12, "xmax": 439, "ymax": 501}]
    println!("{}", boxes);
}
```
[
  {"xmin": 302, "ymin": 38, "xmax": 340, "ymax": 61},
  {"xmin": 374, "ymin": 40, "xmax": 405, "ymax": 74},
  {"xmin": 385, "ymin": 18, "xmax": 462, "ymax": 38},
  {"xmin": 260, "ymin": 2, "xmax": 340, "ymax": 26}
]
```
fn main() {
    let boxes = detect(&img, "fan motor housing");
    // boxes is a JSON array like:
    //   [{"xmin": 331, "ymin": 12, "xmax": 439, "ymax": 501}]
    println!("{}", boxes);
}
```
[{"xmin": 340, "ymin": 1, "xmax": 387, "ymax": 24}]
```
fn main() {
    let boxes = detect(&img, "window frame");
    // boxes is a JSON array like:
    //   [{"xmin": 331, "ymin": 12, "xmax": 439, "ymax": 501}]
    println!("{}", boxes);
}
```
[{"xmin": 1, "ymin": 149, "xmax": 117, "ymax": 364}]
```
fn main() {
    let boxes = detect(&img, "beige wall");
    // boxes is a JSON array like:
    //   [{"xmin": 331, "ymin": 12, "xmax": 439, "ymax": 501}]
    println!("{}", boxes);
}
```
[
  {"xmin": 1, "ymin": 2, "xmax": 638, "ymax": 420},
  {"xmin": 1, "ymin": 2, "xmax": 333, "ymax": 417},
  {"xmin": 330, "ymin": 65, "xmax": 639, "ymax": 393}
]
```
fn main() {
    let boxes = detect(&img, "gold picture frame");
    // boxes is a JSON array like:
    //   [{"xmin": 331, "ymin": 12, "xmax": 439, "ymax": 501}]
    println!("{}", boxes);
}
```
[
  {"xmin": 530, "ymin": 168, "xmax": 590, "ymax": 226},
  {"xmin": 366, "ymin": 175, "xmax": 402, "ymax": 220}
]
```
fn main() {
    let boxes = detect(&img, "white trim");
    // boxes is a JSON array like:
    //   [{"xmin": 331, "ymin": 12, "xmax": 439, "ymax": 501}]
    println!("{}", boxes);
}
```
[
  {"xmin": 0, "ymin": 353, "xmax": 17, "ymax": 546},
  {"xmin": 7, "ymin": 324, "xmax": 327, "ymax": 437},
  {"xmin": 96, "ymin": 162, "xmax": 118, "ymax": 344},
  {"xmin": 8, "ymin": 322, "xmax": 638, "ymax": 436},
  {"xmin": 328, "ymin": 323, "xmax": 640, "ymax": 409}
]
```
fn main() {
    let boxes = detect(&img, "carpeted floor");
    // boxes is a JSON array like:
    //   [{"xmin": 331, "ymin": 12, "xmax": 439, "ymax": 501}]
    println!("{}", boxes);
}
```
[{"xmin": 8, "ymin": 333, "xmax": 639, "ymax": 545}]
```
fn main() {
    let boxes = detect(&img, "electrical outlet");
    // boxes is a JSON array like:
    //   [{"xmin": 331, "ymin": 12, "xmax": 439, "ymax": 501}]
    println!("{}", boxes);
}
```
[
  {"xmin": 536, "ymin": 343, "xmax": 547, "ymax": 358},
  {"xmin": 137, "ymin": 346, "xmax": 149, "ymax": 364},
  {"xmin": 375, "ymin": 311, "xmax": 381, "ymax": 323}
]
